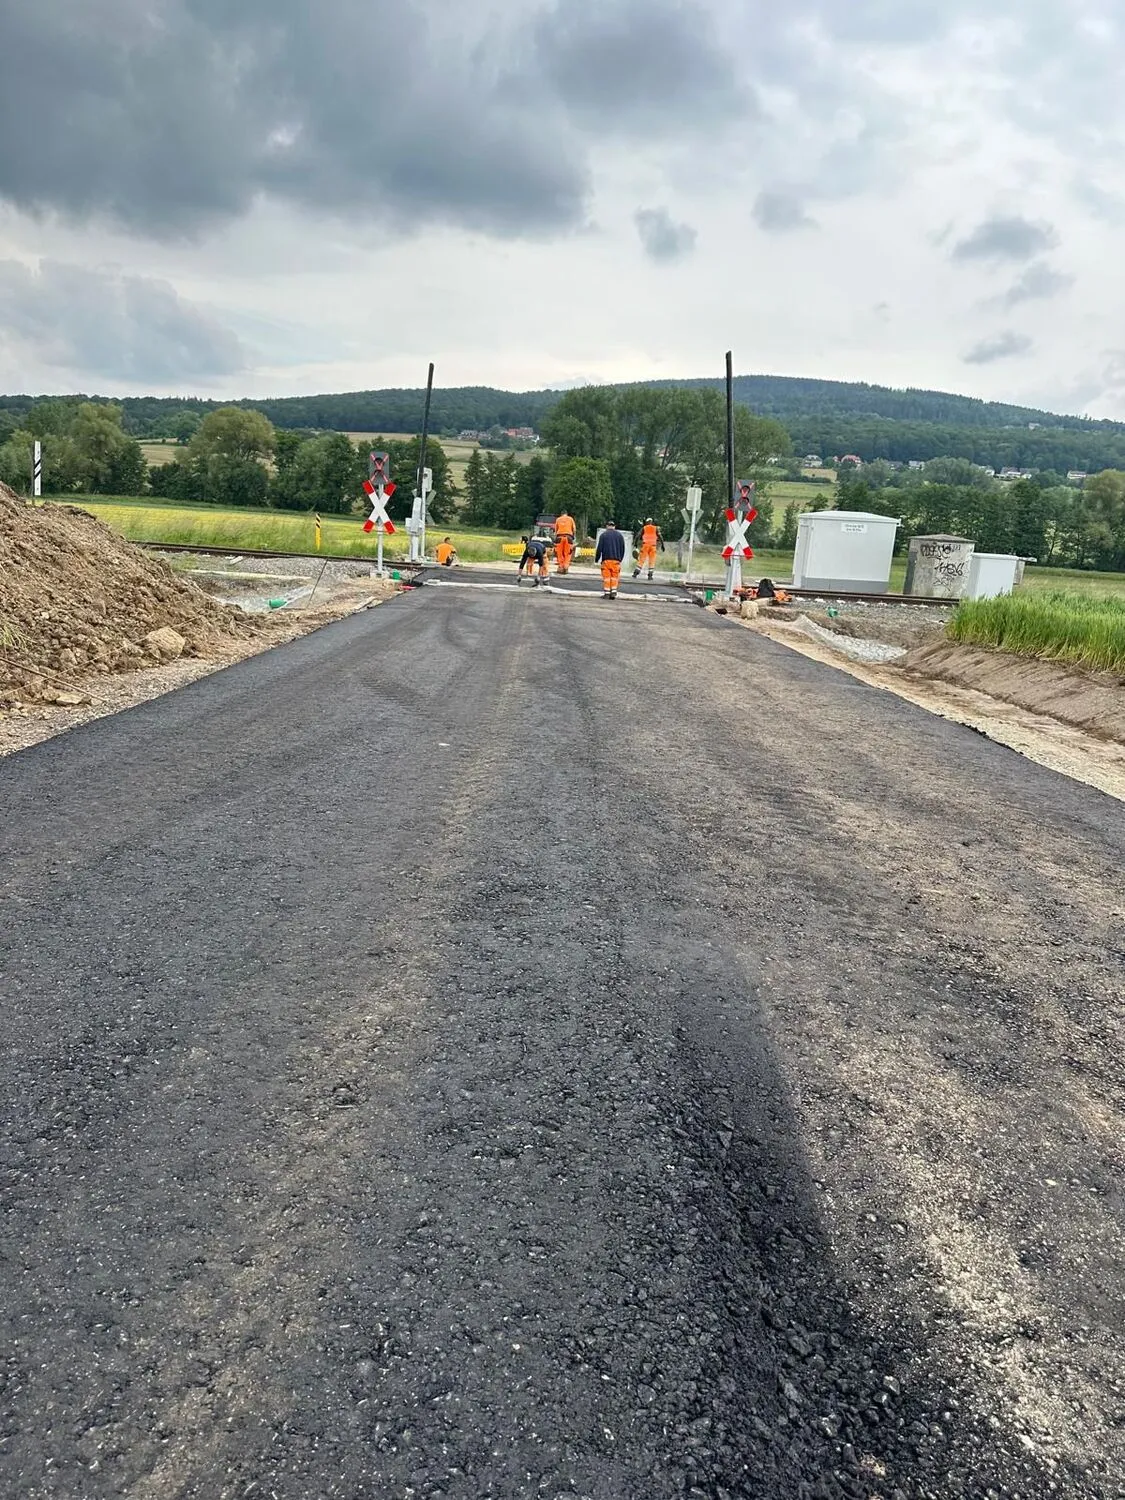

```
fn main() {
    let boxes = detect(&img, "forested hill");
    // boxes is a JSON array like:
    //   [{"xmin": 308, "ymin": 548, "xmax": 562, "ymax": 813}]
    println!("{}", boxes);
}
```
[
  {"xmin": 672, "ymin": 376, "xmax": 1104, "ymax": 433},
  {"xmin": 5, "ymin": 374, "xmax": 1125, "ymax": 471}
]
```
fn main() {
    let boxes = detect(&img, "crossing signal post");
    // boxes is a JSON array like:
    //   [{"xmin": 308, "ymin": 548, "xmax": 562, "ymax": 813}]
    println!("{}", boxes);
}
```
[
  {"xmin": 723, "ymin": 481, "xmax": 757, "ymax": 599},
  {"xmin": 364, "ymin": 451, "xmax": 396, "ymax": 576},
  {"xmin": 682, "ymin": 485, "xmax": 703, "ymax": 580}
]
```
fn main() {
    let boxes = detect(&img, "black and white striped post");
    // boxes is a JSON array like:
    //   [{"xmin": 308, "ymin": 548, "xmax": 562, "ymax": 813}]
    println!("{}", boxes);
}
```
[{"xmin": 33, "ymin": 441, "xmax": 42, "ymax": 501}]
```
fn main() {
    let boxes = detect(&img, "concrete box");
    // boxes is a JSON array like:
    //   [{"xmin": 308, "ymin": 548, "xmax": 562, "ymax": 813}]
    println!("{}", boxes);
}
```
[
  {"xmin": 965, "ymin": 553, "xmax": 1020, "ymax": 600},
  {"xmin": 904, "ymin": 535, "xmax": 975, "ymax": 599},
  {"xmin": 792, "ymin": 511, "xmax": 901, "ymax": 593}
]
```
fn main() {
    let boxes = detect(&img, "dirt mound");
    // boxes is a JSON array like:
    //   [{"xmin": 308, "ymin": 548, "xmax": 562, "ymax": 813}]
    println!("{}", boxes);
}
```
[
  {"xmin": 0, "ymin": 483, "xmax": 257, "ymax": 706},
  {"xmin": 902, "ymin": 639, "xmax": 1125, "ymax": 743}
]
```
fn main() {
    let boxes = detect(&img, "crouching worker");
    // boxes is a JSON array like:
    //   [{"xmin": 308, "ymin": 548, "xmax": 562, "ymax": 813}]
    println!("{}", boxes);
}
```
[
  {"xmin": 517, "ymin": 535, "xmax": 550, "ymax": 587},
  {"xmin": 435, "ymin": 537, "xmax": 458, "ymax": 567},
  {"xmin": 595, "ymin": 521, "xmax": 626, "ymax": 599}
]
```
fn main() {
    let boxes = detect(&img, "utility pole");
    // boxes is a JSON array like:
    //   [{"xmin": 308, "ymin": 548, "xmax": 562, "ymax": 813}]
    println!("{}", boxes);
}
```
[
  {"xmin": 724, "ymin": 352, "xmax": 737, "ymax": 599},
  {"xmin": 33, "ymin": 440, "xmax": 41, "ymax": 502},
  {"xmin": 412, "ymin": 362, "xmax": 435, "ymax": 563}
]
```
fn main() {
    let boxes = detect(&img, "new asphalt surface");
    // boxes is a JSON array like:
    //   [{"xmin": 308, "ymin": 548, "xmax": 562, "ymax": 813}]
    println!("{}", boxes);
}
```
[{"xmin": 2, "ymin": 584, "xmax": 1122, "ymax": 1499}]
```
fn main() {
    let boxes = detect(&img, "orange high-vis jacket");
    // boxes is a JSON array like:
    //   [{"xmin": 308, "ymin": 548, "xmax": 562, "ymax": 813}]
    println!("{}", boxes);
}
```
[
  {"xmin": 554, "ymin": 513, "xmax": 576, "ymax": 539},
  {"xmin": 640, "ymin": 523, "xmax": 660, "ymax": 549},
  {"xmin": 435, "ymin": 542, "xmax": 455, "ymax": 565}
]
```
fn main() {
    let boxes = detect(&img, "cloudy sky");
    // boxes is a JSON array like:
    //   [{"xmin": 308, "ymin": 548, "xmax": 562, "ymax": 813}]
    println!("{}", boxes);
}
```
[{"xmin": 1, "ymin": 0, "xmax": 1124, "ymax": 416}]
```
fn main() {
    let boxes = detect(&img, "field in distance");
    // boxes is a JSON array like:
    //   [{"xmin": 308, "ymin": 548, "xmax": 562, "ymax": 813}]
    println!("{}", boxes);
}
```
[{"xmin": 43, "ymin": 497, "xmax": 1125, "ymax": 599}]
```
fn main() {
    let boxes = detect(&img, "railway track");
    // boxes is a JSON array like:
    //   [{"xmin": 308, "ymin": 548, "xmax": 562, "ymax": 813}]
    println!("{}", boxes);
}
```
[
  {"xmin": 137, "ymin": 543, "xmax": 951, "ymax": 604},
  {"xmin": 138, "ymin": 540, "xmax": 424, "ymax": 567}
]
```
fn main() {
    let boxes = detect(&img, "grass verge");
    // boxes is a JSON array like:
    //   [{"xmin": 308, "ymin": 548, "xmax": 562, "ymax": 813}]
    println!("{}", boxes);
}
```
[
  {"xmin": 948, "ymin": 591, "xmax": 1125, "ymax": 673},
  {"xmin": 56, "ymin": 499, "xmax": 521, "ymax": 563}
]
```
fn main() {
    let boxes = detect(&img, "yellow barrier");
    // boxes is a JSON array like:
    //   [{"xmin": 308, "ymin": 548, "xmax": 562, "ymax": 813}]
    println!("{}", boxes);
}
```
[{"xmin": 502, "ymin": 543, "xmax": 597, "ymax": 559}]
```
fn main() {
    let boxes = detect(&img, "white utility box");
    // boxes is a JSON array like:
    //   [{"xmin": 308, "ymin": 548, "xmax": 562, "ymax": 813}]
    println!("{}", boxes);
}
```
[
  {"xmin": 791, "ymin": 511, "xmax": 901, "ymax": 593},
  {"xmin": 965, "ymin": 553, "xmax": 1020, "ymax": 600}
]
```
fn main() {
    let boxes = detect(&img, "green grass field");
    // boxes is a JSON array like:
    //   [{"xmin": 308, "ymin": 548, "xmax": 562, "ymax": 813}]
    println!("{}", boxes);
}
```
[
  {"xmin": 769, "ymin": 478, "xmax": 836, "ymax": 506},
  {"xmin": 58, "ymin": 498, "xmax": 521, "ymax": 563},
  {"xmin": 948, "ymin": 591, "xmax": 1125, "ymax": 673}
]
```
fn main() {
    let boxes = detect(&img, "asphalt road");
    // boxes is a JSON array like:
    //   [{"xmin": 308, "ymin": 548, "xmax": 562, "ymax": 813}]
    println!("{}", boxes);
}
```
[{"xmin": 2, "ymin": 587, "xmax": 1122, "ymax": 1500}]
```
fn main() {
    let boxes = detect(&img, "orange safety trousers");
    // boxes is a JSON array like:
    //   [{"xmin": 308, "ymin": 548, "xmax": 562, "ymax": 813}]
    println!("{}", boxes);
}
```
[
  {"xmin": 555, "ymin": 536, "xmax": 574, "ymax": 571},
  {"xmin": 637, "ymin": 544, "xmax": 658, "ymax": 571},
  {"xmin": 601, "ymin": 559, "xmax": 622, "ymax": 592}
]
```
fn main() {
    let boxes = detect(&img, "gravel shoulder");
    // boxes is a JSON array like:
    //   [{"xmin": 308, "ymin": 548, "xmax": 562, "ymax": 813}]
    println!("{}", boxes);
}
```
[{"xmin": 1, "ymin": 590, "xmax": 1121, "ymax": 1499}]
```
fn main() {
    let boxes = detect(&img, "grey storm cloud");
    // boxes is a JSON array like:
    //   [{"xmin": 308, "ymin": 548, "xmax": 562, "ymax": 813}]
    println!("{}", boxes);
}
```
[
  {"xmin": 1002, "ymin": 262, "xmax": 1075, "ymax": 307},
  {"xmin": 0, "ymin": 0, "xmax": 587, "ymax": 238},
  {"xmin": 0, "ymin": 260, "xmax": 247, "ymax": 382},
  {"xmin": 952, "ymin": 216, "xmax": 1060, "ymax": 263},
  {"xmin": 753, "ymin": 191, "xmax": 815, "ymax": 233},
  {"xmin": 532, "ymin": 0, "xmax": 744, "ymax": 132},
  {"xmin": 0, "ymin": 0, "xmax": 743, "ymax": 241},
  {"xmin": 963, "ymin": 331, "xmax": 1035, "ymax": 365},
  {"xmin": 634, "ymin": 208, "xmax": 697, "ymax": 264}
]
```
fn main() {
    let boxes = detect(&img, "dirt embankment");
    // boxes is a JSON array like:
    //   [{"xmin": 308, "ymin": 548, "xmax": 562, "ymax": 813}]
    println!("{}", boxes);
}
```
[
  {"xmin": 0, "ymin": 482, "xmax": 259, "ymax": 707},
  {"xmin": 902, "ymin": 640, "xmax": 1125, "ymax": 743}
]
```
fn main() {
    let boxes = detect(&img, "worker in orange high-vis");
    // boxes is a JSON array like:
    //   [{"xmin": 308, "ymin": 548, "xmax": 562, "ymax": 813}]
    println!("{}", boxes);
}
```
[
  {"xmin": 553, "ymin": 510, "xmax": 577, "ymax": 574},
  {"xmin": 435, "ymin": 537, "xmax": 458, "ymax": 566},
  {"xmin": 632, "ymin": 517, "xmax": 664, "ymax": 580},
  {"xmin": 595, "ymin": 521, "xmax": 626, "ymax": 599}
]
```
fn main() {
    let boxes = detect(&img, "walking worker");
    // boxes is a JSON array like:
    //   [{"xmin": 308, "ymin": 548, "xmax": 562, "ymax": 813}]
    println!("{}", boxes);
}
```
[
  {"xmin": 595, "ymin": 521, "xmax": 626, "ymax": 600},
  {"xmin": 553, "ymin": 510, "xmax": 577, "ymax": 574},
  {"xmin": 633, "ymin": 516, "xmax": 664, "ymax": 580},
  {"xmin": 516, "ymin": 534, "xmax": 550, "ymax": 587},
  {"xmin": 435, "ymin": 537, "xmax": 457, "ymax": 567}
]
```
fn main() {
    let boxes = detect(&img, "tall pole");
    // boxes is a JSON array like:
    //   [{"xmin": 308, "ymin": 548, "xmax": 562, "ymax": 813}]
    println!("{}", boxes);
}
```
[
  {"xmin": 416, "ymin": 362, "xmax": 434, "ymax": 562},
  {"xmin": 725, "ymin": 351, "xmax": 735, "ymax": 517},
  {"xmin": 33, "ymin": 440, "xmax": 42, "ymax": 501},
  {"xmin": 725, "ymin": 352, "xmax": 737, "ymax": 599}
]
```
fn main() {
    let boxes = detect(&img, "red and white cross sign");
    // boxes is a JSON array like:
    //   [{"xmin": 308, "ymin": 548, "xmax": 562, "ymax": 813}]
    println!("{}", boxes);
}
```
[
  {"xmin": 362, "ymin": 477, "xmax": 397, "ymax": 534},
  {"xmin": 722, "ymin": 505, "xmax": 757, "ymax": 561}
]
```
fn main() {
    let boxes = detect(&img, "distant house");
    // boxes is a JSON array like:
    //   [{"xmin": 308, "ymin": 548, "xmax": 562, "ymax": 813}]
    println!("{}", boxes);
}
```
[
  {"xmin": 459, "ymin": 429, "xmax": 487, "ymax": 441},
  {"xmin": 803, "ymin": 453, "xmax": 823, "ymax": 466},
  {"xmin": 1028, "ymin": 422, "xmax": 1042, "ymax": 430},
  {"xmin": 1067, "ymin": 470, "xmax": 1089, "ymax": 483},
  {"xmin": 999, "ymin": 467, "xmax": 1022, "ymax": 480},
  {"xmin": 908, "ymin": 460, "xmax": 926, "ymax": 471},
  {"xmin": 502, "ymin": 426, "xmax": 539, "ymax": 443},
  {"xmin": 838, "ymin": 454, "xmax": 864, "ymax": 468}
]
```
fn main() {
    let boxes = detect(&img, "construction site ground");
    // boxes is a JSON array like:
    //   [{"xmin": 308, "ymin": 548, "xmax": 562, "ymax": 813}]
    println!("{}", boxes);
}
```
[
  {"xmin": 0, "ymin": 496, "xmax": 399, "ymax": 756},
  {"xmin": 2, "ymin": 584, "xmax": 1122, "ymax": 1500}
]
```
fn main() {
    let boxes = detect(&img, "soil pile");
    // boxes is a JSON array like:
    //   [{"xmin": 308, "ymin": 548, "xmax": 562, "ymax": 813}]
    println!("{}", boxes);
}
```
[{"xmin": 0, "ymin": 484, "xmax": 256, "ymax": 706}]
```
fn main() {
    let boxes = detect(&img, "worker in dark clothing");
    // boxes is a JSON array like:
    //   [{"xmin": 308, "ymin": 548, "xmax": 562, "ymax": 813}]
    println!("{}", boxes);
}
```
[
  {"xmin": 516, "ymin": 535, "xmax": 550, "ymax": 587},
  {"xmin": 594, "ymin": 522, "xmax": 626, "ymax": 599}
]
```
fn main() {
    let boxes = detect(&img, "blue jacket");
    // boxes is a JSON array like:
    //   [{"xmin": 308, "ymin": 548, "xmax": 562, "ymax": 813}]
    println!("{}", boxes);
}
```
[{"xmin": 595, "ymin": 528, "xmax": 626, "ymax": 563}]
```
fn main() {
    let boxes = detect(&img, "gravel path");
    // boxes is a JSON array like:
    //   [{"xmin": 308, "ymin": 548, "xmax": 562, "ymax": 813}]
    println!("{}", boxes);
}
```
[{"xmin": 1, "ymin": 589, "xmax": 1121, "ymax": 1499}]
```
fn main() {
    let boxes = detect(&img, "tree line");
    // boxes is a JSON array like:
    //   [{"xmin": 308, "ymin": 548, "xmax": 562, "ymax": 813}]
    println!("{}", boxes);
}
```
[
  {"xmin": 4, "ymin": 392, "xmax": 1125, "ymax": 572},
  {"xmin": 0, "ymin": 402, "xmax": 457, "ymax": 521},
  {"xmin": 837, "ymin": 459, "xmax": 1125, "ymax": 573},
  {"xmin": 6, "ymin": 375, "xmax": 1124, "ymax": 465}
]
